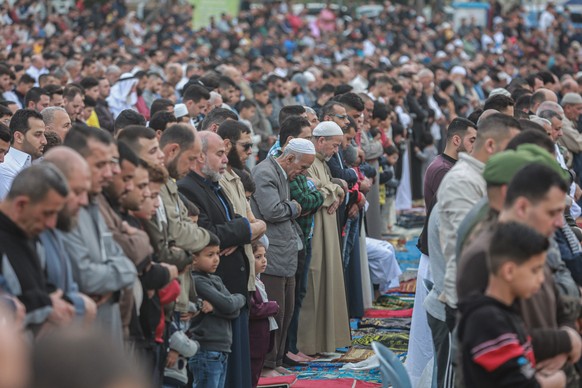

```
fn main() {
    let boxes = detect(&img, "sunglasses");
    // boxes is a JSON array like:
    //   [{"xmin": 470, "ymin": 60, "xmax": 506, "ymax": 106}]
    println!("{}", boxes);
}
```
[
  {"xmin": 330, "ymin": 113, "xmax": 348, "ymax": 120},
  {"xmin": 237, "ymin": 142, "xmax": 253, "ymax": 151}
]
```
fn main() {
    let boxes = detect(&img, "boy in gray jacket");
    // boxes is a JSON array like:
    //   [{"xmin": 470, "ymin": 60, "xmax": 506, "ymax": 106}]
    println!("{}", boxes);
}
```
[{"xmin": 188, "ymin": 232, "xmax": 246, "ymax": 388}]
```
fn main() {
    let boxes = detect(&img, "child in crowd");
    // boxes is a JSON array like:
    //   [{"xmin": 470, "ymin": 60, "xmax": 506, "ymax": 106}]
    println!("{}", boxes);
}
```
[
  {"xmin": 163, "ymin": 302, "xmax": 201, "ymax": 388},
  {"xmin": 249, "ymin": 240, "xmax": 279, "ymax": 386},
  {"xmin": 414, "ymin": 131, "xmax": 438, "ymax": 195},
  {"xmin": 189, "ymin": 232, "xmax": 247, "ymax": 388},
  {"xmin": 379, "ymin": 145, "xmax": 400, "ymax": 234},
  {"xmin": 458, "ymin": 222, "xmax": 565, "ymax": 387}
]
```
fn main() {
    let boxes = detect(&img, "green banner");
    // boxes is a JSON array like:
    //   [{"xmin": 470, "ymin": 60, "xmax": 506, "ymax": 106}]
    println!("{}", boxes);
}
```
[{"xmin": 191, "ymin": 0, "xmax": 241, "ymax": 30}]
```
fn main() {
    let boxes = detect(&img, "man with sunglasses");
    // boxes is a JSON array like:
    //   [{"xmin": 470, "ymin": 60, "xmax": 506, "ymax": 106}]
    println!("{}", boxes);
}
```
[
  {"xmin": 321, "ymin": 101, "xmax": 350, "ymax": 130},
  {"xmin": 218, "ymin": 119, "xmax": 266, "ymax": 297}
]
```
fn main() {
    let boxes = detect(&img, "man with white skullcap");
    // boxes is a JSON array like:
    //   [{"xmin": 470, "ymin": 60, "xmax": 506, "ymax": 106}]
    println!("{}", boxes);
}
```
[
  {"xmin": 296, "ymin": 121, "xmax": 351, "ymax": 355},
  {"xmin": 250, "ymin": 138, "xmax": 316, "ymax": 374}
]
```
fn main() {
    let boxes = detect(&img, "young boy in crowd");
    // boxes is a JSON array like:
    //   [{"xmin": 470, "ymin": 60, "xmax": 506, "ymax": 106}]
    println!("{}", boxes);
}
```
[
  {"xmin": 189, "ymin": 232, "xmax": 247, "ymax": 388},
  {"xmin": 458, "ymin": 222, "xmax": 566, "ymax": 388},
  {"xmin": 163, "ymin": 302, "xmax": 201, "ymax": 388},
  {"xmin": 249, "ymin": 240, "xmax": 279, "ymax": 386}
]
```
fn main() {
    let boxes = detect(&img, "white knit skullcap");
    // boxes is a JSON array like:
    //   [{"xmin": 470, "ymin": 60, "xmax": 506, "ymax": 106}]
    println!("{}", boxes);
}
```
[
  {"xmin": 313, "ymin": 121, "xmax": 343, "ymax": 137},
  {"xmin": 286, "ymin": 138, "xmax": 315, "ymax": 155}
]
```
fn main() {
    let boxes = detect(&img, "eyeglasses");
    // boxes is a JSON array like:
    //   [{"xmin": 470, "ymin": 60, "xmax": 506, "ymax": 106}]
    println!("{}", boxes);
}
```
[
  {"xmin": 237, "ymin": 142, "xmax": 253, "ymax": 151},
  {"xmin": 330, "ymin": 113, "xmax": 348, "ymax": 120}
]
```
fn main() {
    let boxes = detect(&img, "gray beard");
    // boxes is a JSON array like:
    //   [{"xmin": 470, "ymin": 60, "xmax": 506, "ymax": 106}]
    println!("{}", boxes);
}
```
[{"xmin": 202, "ymin": 164, "xmax": 222, "ymax": 182}]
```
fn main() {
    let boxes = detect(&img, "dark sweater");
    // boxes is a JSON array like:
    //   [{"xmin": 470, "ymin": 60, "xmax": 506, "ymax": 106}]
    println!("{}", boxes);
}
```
[
  {"xmin": 458, "ymin": 294, "xmax": 539, "ymax": 388},
  {"xmin": 190, "ymin": 271, "xmax": 246, "ymax": 353},
  {"xmin": 0, "ymin": 211, "xmax": 53, "ymax": 329}
]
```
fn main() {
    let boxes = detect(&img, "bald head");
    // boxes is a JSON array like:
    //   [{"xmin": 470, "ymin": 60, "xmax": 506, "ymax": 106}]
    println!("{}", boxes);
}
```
[
  {"xmin": 562, "ymin": 79, "xmax": 579, "ymax": 95},
  {"xmin": 43, "ymin": 146, "xmax": 89, "ymax": 179},
  {"xmin": 476, "ymin": 109, "xmax": 500, "ymax": 126},
  {"xmin": 536, "ymin": 101, "xmax": 564, "ymax": 118}
]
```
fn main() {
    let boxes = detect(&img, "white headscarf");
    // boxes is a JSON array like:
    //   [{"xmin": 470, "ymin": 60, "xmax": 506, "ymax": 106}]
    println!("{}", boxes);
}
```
[{"xmin": 107, "ymin": 73, "xmax": 138, "ymax": 118}]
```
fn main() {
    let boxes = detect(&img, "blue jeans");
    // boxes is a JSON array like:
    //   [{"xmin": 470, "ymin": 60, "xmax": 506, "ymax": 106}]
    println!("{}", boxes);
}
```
[
  {"xmin": 189, "ymin": 350, "xmax": 228, "ymax": 388},
  {"xmin": 287, "ymin": 240, "xmax": 312, "ymax": 354}
]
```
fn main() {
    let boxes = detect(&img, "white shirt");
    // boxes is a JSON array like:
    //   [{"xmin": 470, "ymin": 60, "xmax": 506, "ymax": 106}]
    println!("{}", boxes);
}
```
[
  {"xmin": 0, "ymin": 147, "xmax": 32, "ymax": 200},
  {"xmin": 25, "ymin": 66, "xmax": 48, "ymax": 85}
]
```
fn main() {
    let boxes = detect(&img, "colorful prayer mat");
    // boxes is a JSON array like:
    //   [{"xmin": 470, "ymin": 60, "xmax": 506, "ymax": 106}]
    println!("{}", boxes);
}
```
[
  {"xmin": 351, "ymin": 332, "xmax": 409, "ymax": 353},
  {"xmin": 374, "ymin": 294, "xmax": 414, "ymax": 309},
  {"xmin": 293, "ymin": 379, "xmax": 381, "ymax": 387},
  {"xmin": 358, "ymin": 317, "xmax": 412, "ymax": 331},
  {"xmin": 363, "ymin": 308, "xmax": 413, "ymax": 318},
  {"xmin": 332, "ymin": 347, "xmax": 376, "ymax": 363}
]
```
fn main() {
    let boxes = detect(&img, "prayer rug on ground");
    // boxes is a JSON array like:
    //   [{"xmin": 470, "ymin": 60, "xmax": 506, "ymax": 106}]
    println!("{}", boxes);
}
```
[
  {"xmin": 352, "ymin": 332, "xmax": 410, "ymax": 353},
  {"xmin": 258, "ymin": 375, "xmax": 297, "ymax": 387},
  {"xmin": 363, "ymin": 308, "xmax": 413, "ymax": 318},
  {"xmin": 358, "ymin": 317, "xmax": 412, "ymax": 331},
  {"xmin": 290, "ymin": 364, "xmax": 382, "ymax": 383},
  {"xmin": 293, "ymin": 379, "xmax": 381, "ymax": 387},
  {"xmin": 332, "ymin": 347, "xmax": 376, "ymax": 363},
  {"xmin": 374, "ymin": 294, "xmax": 414, "ymax": 309}
]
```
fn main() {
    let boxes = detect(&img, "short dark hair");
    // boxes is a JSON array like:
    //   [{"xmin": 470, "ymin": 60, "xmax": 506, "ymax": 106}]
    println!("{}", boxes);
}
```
[
  {"xmin": 279, "ymin": 116, "xmax": 311, "ymax": 146},
  {"xmin": 483, "ymin": 94, "xmax": 515, "ymax": 112},
  {"xmin": 530, "ymin": 90, "xmax": 548, "ymax": 111},
  {"xmin": 43, "ymin": 130, "xmax": 62, "ymax": 153},
  {"xmin": 114, "ymin": 110, "xmax": 146, "ymax": 134},
  {"xmin": 0, "ymin": 104, "xmax": 12, "ymax": 119},
  {"xmin": 149, "ymin": 111, "xmax": 177, "ymax": 132},
  {"xmin": 217, "ymin": 120, "xmax": 249, "ymax": 143},
  {"xmin": 334, "ymin": 84, "xmax": 353, "ymax": 95},
  {"xmin": 279, "ymin": 105, "xmax": 305, "ymax": 126},
  {"xmin": 117, "ymin": 140, "xmax": 140, "ymax": 167},
  {"xmin": 218, "ymin": 76, "xmax": 236, "ymax": 90},
  {"xmin": 194, "ymin": 231, "xmax": 220, "ymax": 254},
  {"xmin": 505, "ymin": 163, "xmax": 568, "ymax": 209},
  {"xmin": 45, "ymin": 84, "xmax": 64, "ymax": 99},
  {"xmin": 117, "ymin": 125, "xmax": 156, "ymax": 153},
  {"xmin": 488, "ymin": 222, "xmax": 549, "ymax": 274},
  {"xmin": 538, "ymin": 110, "xmax": 562, "ymax": 122},
  {"xmin": 84, "ymin": 96, "xmax": 96, "ymax": 108},
  {"xmin": 150, "ymin": 98, "xmax": 174, "ymax": 117},
  {"xmin": 7, "ymin": 163, "xmax": 69, "ymax": 203},
  {"xmin": 319, "ymin": 83, "xmax": 335, "ymax": 95},
  {"xmin": 9, "ymin": 109, "xmax": 44, "ymax": 140},
  {"xmin": 63, "ymin": 123, "xmax": 113, "ymax": 157},
  {"xmin": 183, "ymin": 84, "xmax": 211, "ymax": 103},
  {"xmin": 252, "ymin": 83, "xmax": 268, "ymax": 95},
  {"xmin": 0, "ymin": 122, "xmax": 9, "ymax": 142},
  {"xmin": 337, "ymin": 92, "xmax": 365, "ymax": 112},
  {"xmin": 505, "ymin": 128, "xmax": 555, "ymax": 154},
  {"xmin": 467, "ymin": 109, "xmax": 483, "ymax": 125},
  {"xmin": 476, "ymin": 113, "xmax": 521, "ymax": 148},
  {"xmin": 199, "ymin": 108, "xmax": 237, "ymax": 131},
  {"xmin": 24, "ymin": 87, "xmax": 49, "ymax": 107},
  {"xmin": 537, "ymin": 71, "xmax": 555, "ymax": 85},
  {"xmin": 446, "ymin": 117, "xmax": 476, "ymax": 142},
  {"xmin": 63, "ymin": 85, "xmax": 83, "ymax": 100},
  {"xmin": 80, "ymin": 77, "xmax": 99, "ymax": 90},
  {"xmin": 237, "ymin": 99, "xmax": 256, "ymax": 111},
  {"xmin": 18, "ymin": 74, "xmax": 35, "ymax": 85},
  {"xmin": 515, "ymin": 94, "xmax": 532, "ymax": 114},
  {"xmin": 372, "ymin": 101, "xmax": 389, "ymax": 121},
  {"xmin": 159, "ymin": 124, "xmax": 195, "ymax": 150},
  {"xmin": 320, "ymin": 101, "xmax": 346, "ymax": 121}
]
